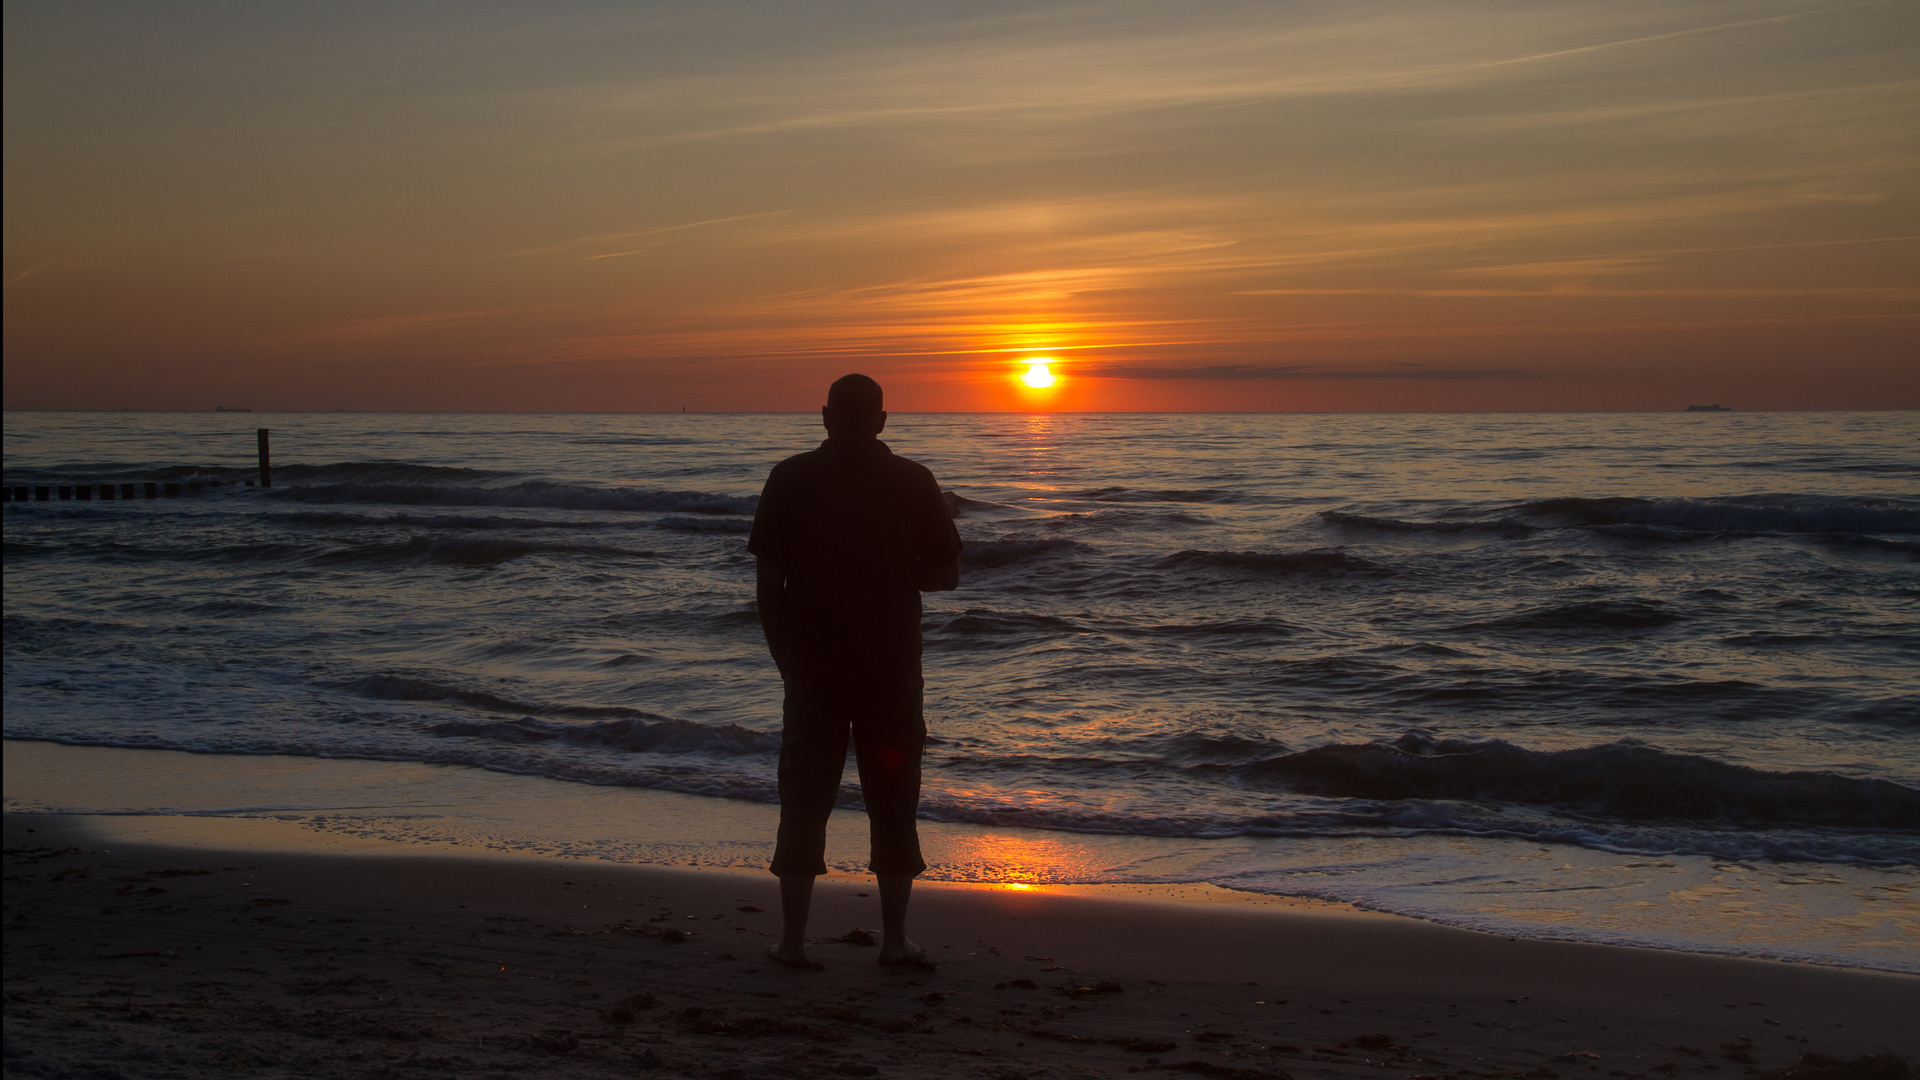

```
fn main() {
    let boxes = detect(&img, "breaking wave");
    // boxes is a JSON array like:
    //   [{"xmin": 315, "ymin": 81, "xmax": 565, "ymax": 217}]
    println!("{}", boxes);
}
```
[
  {"xmin": 1319, "ymin": 511, "xmax": 1537, "ymax": 536},
  {"xmin": 1156, "ymin": 549, "xmax": 1396, "ymax": 577},
  {"xmin": 320, "ymin": 536, "xmax": 654, "ymax": 566},
  {"xmin": 346, "ymin": 673, "xmax": 679, "ymax": 721},
  {"xmin": 1451, "ymin": 600, "xmax": 1683, "ymax": 633},
  {"xmin": 267, "ymin": 480, "xmax": 756, "ymax": 516},
  {"xmin": 1234, "ymin": 735, "xmax": 1920, "ymax": 830},
  {"xmin": 960, "ymin": 538, "xmax": 1083, "ymax": 569},
  {"xmin": 1073, "ymin": 486, "xmax": 1249, "ymax": 504},
  {"xmin": 428, "ymin": 715, "xmax": 778, "ymax": 756},
  {"xmin": 1514, "ymin": 496, "xmax": 1920, "ymax": 535}
]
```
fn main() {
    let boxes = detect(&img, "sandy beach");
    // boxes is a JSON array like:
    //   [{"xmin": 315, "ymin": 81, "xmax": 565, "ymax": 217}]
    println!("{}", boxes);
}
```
[
  {"xmin": 8, "ymin": 0, "xmax": 1920, "ymax": 1073},
  {"xmin": 5, "ymin": 812, "xmax": 1913, "ymax": 1080}
]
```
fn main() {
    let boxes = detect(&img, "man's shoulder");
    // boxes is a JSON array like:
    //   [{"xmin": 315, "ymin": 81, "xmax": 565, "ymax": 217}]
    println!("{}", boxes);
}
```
[
  {"xmin": 881, "ymin": 451, "xmax": 938, "ymax": 484},
  {"xmin": 767, "ymin": 442, "xmax": 935, "ymax": 482},
  {"xmin": 765, "ymin": 447, "xmax": 829, "ymax": 482}
]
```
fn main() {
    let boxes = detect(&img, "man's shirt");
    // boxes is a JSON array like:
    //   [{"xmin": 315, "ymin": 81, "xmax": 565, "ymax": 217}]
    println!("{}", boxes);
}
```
[{"xmin": 748, "ymin": 437, "xmax": 962, "ymax": 679}]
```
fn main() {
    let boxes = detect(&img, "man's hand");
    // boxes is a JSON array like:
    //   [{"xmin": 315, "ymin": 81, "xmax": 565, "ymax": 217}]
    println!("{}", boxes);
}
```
[
  {"xmin": 917, "ymin": 556, "xmax": 959, "ymax": 592},
  {"xmin": 755, "ymin": 555, "xmax": 793, "ymax": 673}
]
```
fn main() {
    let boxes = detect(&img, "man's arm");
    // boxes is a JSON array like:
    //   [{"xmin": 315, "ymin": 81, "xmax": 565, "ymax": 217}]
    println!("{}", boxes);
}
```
[
  {"xmin": 755, "ymin": 555, "xmax": 792, "ymax": 673},
  {"xmin": 917, "ymin": 556, "xmax": 959, "ymax": 592},
  {"xmin": 914, "ymin": 472, "xmax": 963, "ymax": 592}
]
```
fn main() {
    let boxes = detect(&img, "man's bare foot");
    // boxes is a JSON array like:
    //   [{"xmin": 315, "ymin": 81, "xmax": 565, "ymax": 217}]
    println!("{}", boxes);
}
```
[
  {"xmin": 767, "ymin": 943, "xmax": 822, "ymax": 970},
  {"xmin": 877, "ymin": 939, "xmax": 926, "ymax": 966}
]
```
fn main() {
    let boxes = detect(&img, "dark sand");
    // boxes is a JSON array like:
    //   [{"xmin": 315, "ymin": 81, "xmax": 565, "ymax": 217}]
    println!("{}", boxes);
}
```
[{"xmin": 5, "ymin": 813, "xmax": 1914, "ymax": 1080}]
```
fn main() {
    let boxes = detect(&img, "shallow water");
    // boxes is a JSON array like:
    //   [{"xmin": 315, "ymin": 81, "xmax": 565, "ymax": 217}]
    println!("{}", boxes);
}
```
[{"xmin": 4, "ymin": 410, "xmax": 1917, "ymax": 968}]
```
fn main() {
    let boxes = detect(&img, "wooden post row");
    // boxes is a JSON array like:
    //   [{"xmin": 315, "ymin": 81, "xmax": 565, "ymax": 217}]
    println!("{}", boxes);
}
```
[{"xmin": 3, "ymin": 431, "xmax": 269, "ymax": 502}]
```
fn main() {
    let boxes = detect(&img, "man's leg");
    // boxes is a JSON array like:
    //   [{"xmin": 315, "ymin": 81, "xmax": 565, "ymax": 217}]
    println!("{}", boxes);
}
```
[
  {"xmin": 771, "ymin": 874, "xmax": 816, "ymax": 967},
  {"xmin": 769, "ymin": 683, "xmax": 847, "ymax": 968},
  {"xmin": 876, "ymin": 872, "xmax": 921, "ymax": 965},
  {"xmin": 850, "ymin": 680, "xmax": 928, "ymax": 965}
]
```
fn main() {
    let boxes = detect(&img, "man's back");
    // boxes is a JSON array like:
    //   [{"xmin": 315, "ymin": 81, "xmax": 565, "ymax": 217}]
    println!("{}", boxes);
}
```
[{"xmin": 748, "ymin": 437, "xmax": 960, "ymax": 677}]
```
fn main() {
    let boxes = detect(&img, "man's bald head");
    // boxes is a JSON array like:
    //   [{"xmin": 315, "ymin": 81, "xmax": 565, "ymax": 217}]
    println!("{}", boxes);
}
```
[{"xmin": 823, "ymin": 374, "xmax": 887, "ymax": 439}]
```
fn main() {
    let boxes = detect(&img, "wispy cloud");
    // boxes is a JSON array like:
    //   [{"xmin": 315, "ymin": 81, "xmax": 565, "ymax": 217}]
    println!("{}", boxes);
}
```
[
  {"xmin": 515, "ymin": 211, "xmax": 796, "ymax": 259},
  {"xmin": 269, "ymin": 308, "xmax": 535, "ymax": 345},
  {"xmin": 7, "ymin": 0, "xmax": 1913, "ymax": 408},
  {"xmin": 1231, "ymin": 286, "xmax": 1920, "ymax": 300},
  {"xmin": 552, "ymin": 2, "xmax": 1885, "ymax": 160},
  {"xmin": 1475, "ymin": 10, "xmax": 1812, "ymax": 69}
]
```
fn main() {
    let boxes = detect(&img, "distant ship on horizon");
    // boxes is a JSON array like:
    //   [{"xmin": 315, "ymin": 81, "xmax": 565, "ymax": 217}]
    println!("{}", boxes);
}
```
[
  {"xmin": 1684, "ymin": 404, "xmax": 1732, "ymax": 412},
  {"xmin": 212, "ymin": 406, "xmax": 253, "ymax": 412}
]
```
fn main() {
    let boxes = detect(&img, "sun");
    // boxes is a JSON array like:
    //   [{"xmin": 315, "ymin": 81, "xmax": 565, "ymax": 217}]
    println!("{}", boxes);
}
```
[{"xmin": 1019, "ymin": 361, "xmax": 1057, "ymax": 389}]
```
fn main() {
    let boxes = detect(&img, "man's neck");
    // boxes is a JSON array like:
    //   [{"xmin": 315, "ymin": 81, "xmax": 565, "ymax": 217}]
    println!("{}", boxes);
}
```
[{"xmin": 823, "ymin": 435, "xmax": 886, "ymax": 450}]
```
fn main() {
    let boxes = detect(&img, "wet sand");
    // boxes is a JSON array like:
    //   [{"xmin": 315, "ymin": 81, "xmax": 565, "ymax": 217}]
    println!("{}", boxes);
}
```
[{"xmin": 5, "ymin": 813, "xmax": 1915, "ymax": 1080}]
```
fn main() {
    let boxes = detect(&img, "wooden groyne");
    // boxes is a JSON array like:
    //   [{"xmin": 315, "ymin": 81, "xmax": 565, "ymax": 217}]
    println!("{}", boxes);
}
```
[{"xmin": 2, "ymin": 428, "xmax": 272, "ymax": 503}]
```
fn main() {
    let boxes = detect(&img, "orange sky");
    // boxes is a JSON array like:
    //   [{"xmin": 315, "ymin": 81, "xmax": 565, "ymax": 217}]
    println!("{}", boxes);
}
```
[{"xmin": 4, "ymin": 1, "xmax": 1916, "ymax": 411}]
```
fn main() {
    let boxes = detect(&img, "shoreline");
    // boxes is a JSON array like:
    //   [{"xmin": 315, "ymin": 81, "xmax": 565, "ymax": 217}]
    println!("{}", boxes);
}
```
[
  {"xmin": 7, "ymin": 738, "xmax": 1917, "ymax": 978},
  {"xmin": 5, "ymin": 810, "xmax": 1916, "ymax": 1080}
]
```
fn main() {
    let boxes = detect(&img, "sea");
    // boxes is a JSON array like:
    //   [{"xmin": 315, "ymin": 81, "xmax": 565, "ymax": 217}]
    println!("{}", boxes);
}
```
[{"xmin": 4, "ymin": 410, "xmax": 1917, "ymax": 971}]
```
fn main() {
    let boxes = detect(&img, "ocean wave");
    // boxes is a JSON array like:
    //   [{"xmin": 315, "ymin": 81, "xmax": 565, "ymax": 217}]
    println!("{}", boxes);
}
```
[
  {"xmin": 1234, "ymin": 736, "xmax": 1920, "ymax": 830},
  {"xmin": 654, "ymin": 516, "xmax": 754, "ymax": 534},
  {"xmin": 314, "ymin": 535, "xmax": 655, "ymax": 567},
  {"xmin": 1072, "ymin": 486, "xmax": 1247, "ymax": 504},
  {"xmin": 428, "ymin": 715, "xmax": 778, "ymax": 756},
  {"xmin": 1155, "ymin": 549, "xmax": 1395, "ymax": 577},
  {"xmin": 1585, "ymin": 523, "xmax": 1755, "ymax": 543},
  {"xmin": 279, "ymin": 510, "xmax": 614, "ymax": 531},
  {"xmin": 1451, "ymin": 599, "xmax": 1682, "ymax": 633},
  {"xmin": 935, "ymin": 609, "xmax": 1081, "ymax": 636},
  {"xmin": 2, "ymin": 540, "xmax": 58, "ymax": 560},
  {"xmin": 1319, "ymin": 511, "xmax": 1537, "ymax": 536},
  {"xmin": 1134, "ymin": 729, "xmax": 1290, "ymax": 761},
  {"xmin": 943, "ymin": 491, "xmax": 1031, "ymax": 519},
  {"xmin": 266, "ymin": 480, "xmax": 757, "ymax": 515},
  {"xmin": 285, "ymin": 508, "xmax": 751, "ymax": 537},
  {"xmin": 1, "ymin": 732, "xmax": 785, "ymax": 808},
  {"xmin": 927, "ymin": 732, "xmax": 1920, "ymax": 839},
  {"xmin": 907, "ymin": 791, "xmax": 1918, "ymax": 864},
  {"xmin": 1120, "ymin": 618, "xmax": 1301, "ymax": 640},
  {"xmin": 272, "ymin": 462, "xmax": 519, "ymax": 485},
  {"xmin": 2, "ymin": 462, "xmax": 296, "ymax": 484},
  {"xmin": 180, "ymin": 599, "xmax": 284, "ymax": 618},
  {"xmin": 1516, "ymin": 496, "xmax": 1920, "ymax": 535},
  {"xmin": 1818, "ymin": 533, "xmax": 1920, "ymax": 556},
  {"xmin": 2, "ymin": 461, "xmax": 526, "ymax": 486},
  {"xmin": 1719, "ymin": 631, "xmax": 1920, "ymax": 660},
  {"xmin": 959, "ymin": 538, "xmax": 1083, "ymax": 569},
  {"xmin": 925, "ymin": 806, "xmax": 1913, "ymax": 865},
  {"xmin": 346, "ymin": 673, "xmax": 678, "ymax": 722},
  {"xmin": 1044, "ymin": 507, "xmax": 1213, "ymax": 534},
  {"xmin": 5, "ymin": 532, "xmax": 652, "ymax": 569},
  {"xmin": 564, "ymin": 436, "xmax": 701, "ymax": 446},
  {"xmin": 1, "ymin": 613, "xmax": 131, "ymax": 647}
]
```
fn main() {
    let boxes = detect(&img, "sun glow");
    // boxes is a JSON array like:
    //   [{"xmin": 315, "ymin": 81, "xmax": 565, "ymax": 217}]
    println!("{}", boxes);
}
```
[{"xmin": 1019, "ymin": 361, "xmax": 1057, "ymax": 389}]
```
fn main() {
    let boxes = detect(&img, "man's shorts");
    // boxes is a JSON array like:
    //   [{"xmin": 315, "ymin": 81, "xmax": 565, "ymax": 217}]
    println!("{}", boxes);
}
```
[{"xmin": 770, "ymin": 674, "xmax": 926, "ymax": 877}]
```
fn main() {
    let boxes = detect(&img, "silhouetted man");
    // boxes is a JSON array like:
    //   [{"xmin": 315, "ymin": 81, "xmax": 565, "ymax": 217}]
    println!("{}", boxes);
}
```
[{"xmin": 749, "ymin": 374, "xmax": 962, "ymax": 967}]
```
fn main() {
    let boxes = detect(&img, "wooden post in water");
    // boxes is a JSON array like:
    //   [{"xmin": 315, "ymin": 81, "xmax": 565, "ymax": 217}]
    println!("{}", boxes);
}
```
[{"xmin": 257, "ymin": 428, "xmax": 272, "ymax": 488}]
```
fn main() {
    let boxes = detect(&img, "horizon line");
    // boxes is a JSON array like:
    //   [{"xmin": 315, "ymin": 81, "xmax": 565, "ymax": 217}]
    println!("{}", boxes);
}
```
[{"xmin": 5, "ymin": 407, "xmax": 1915, "ymax": 416}]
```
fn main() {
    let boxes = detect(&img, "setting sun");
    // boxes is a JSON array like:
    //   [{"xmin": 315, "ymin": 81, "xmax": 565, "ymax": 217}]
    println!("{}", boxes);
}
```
[{"xmin": 1020, "ymin": 361, "xmax": 1057, "ymax": 389}]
